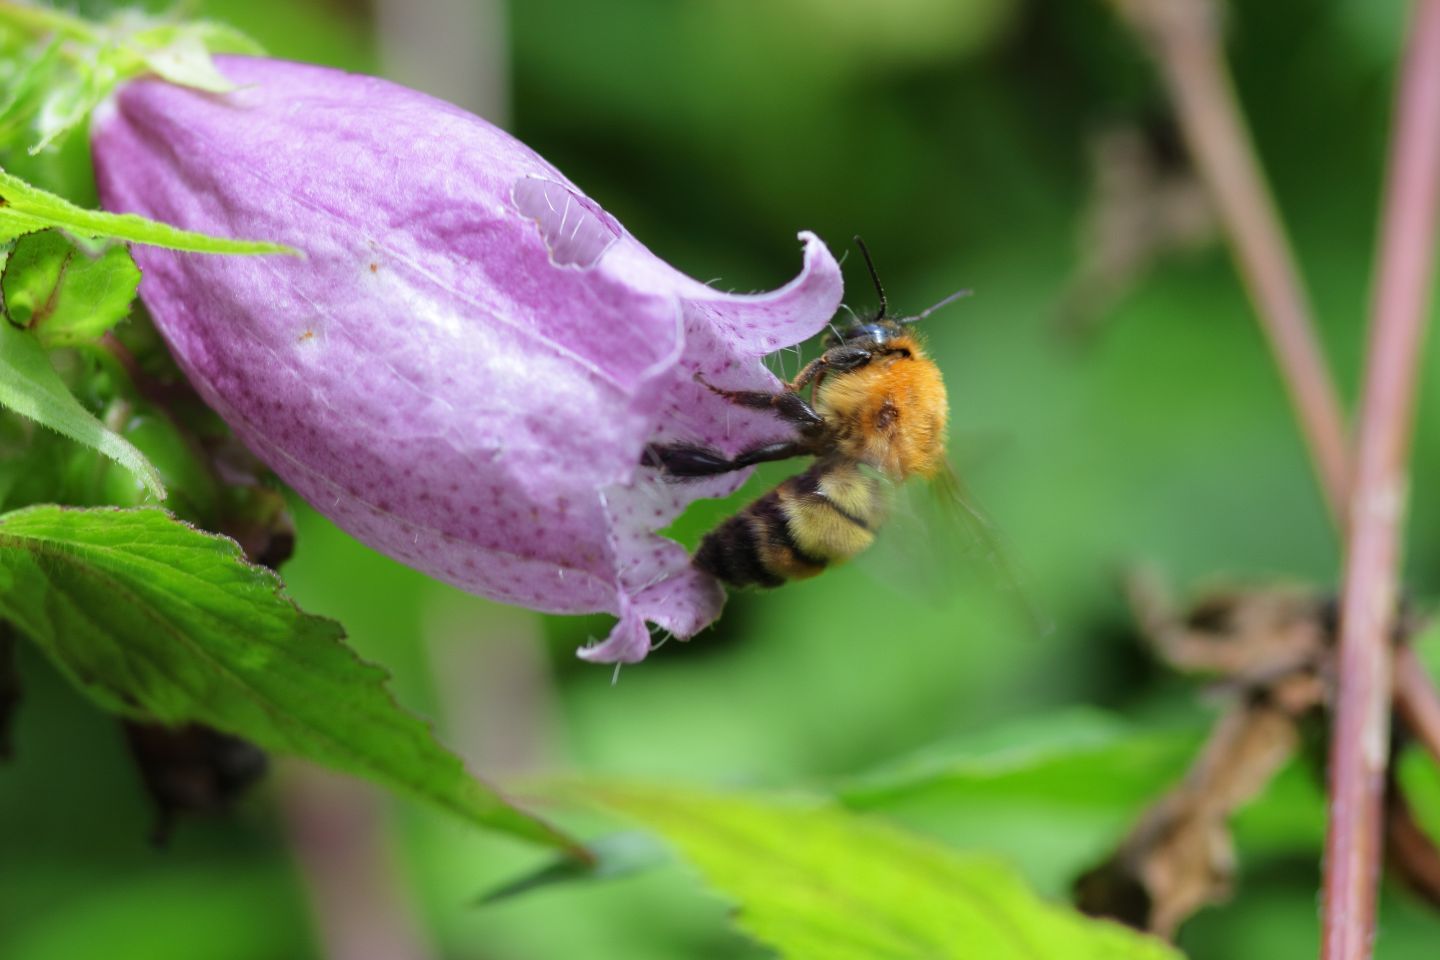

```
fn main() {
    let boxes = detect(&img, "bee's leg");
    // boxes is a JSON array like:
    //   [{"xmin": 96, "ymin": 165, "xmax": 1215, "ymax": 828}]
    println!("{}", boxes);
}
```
[
  {"xmin": 790, "ymin": 345, "xmax": 874, "ymax": 391},
  {"xmin": 642, "ymin": 439, "xmax": 807, "ymax": 478},
  {"xmin": 694, "ymin": 375, "xmax": 823, "ymax": 428}
]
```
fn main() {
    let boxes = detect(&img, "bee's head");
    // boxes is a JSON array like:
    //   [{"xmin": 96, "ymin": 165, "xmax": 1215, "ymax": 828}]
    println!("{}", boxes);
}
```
[
  {"xmin": 827, "ymin": 236, "xmax": 969, "ymax": 349},
  {"xmin": 823, "ymin": 319, "xmax": 906, "ymax": 350}
]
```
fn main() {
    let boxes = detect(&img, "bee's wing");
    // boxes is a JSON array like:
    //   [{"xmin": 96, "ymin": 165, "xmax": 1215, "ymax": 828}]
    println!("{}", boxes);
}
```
[{"xmin": 866, "ymin": 462, "xmax": 1051, "ymax": 636}]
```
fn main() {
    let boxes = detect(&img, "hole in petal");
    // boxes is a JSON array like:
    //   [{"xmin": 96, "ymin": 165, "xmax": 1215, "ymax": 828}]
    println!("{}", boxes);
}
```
[{"xmin": 512, "ymin": 177, "xmax": 620, "ymax": 269}]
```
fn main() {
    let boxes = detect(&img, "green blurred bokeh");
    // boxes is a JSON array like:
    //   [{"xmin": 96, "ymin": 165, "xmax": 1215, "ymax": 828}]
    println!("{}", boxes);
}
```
[{"xmin": 5, "ymin": 0, "xmax": 1440, "ymax": 957}]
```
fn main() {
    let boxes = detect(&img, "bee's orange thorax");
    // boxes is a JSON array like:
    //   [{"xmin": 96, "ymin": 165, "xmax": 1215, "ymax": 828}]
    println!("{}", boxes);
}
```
[{"xmin": 814, "ymin": 334, "xmax": 948, "ymax": 481}]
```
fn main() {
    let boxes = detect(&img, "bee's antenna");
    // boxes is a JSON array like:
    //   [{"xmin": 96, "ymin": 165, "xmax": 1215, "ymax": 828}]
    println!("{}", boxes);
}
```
[
  {"xmin": 853, "ymin": 235, "xmax": 887, "ymax": 321},
  {"xmin": 904, "ymin": 287, "xmax": 973, "ymax": 325}
]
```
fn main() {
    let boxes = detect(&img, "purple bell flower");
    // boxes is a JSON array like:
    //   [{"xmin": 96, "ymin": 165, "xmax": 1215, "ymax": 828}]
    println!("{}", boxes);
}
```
[{"xmin": 90, "ymin": 56, "xmax": 842, "ymax": 663}]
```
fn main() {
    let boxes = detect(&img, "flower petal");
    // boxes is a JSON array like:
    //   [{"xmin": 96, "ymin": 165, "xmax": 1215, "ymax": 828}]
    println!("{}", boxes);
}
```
[{"xmin": 91, "ymin": 56, "xmax": 842, "ymax": 662}]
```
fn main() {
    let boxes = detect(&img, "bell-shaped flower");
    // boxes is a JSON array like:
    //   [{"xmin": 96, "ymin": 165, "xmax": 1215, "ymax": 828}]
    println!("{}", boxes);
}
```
[{"xmin": 90, "ymin": 56, "xmax": 842, "ymax": 663}]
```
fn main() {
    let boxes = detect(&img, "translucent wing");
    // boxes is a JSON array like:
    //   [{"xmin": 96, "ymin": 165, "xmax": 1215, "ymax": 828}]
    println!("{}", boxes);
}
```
[{"xmin": 864, "ymin": 461, "xmax": 1051, "ymax": 637}]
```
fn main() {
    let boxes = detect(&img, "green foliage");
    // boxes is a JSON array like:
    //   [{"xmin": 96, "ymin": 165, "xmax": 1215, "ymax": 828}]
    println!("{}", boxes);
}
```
[
  {"xmin": 0, "ymin": 2, "xmax": 263, "ymax": 153},
  {"xmin": 834, "ymin": 709, "xmax": 1203, "ymax": 894},
  {"xmin": 2, "ymin": 866, "xmax": 311, "ymax": 960},
  {"xmin": 1398, "ymin": 746, "xmax": 1440, "ymax": 846},
  {"xmin": 588, "ymin": 782, "xmax": 1181, "ymax": 960},
  {"xmin": 0, "ymin": 167, "xmax": 291, "ymax": 252},
  {"xmin": 3, "ymin": 228, "xmax": 139, "ymax": 345},
  {"xmin": 480, "ymin": 832, "xmax": 672, "ymax": 905},
  {"xmin": 0, "ymin": 317, "xmax": 164, "ymax": 499},
  {"xmin": 838, "ymin": 707, "xmax": 1199, "ymax": 809},
  {"xmin": 0, "ymin": 505, "xmax": 586, "ymax": 857}
]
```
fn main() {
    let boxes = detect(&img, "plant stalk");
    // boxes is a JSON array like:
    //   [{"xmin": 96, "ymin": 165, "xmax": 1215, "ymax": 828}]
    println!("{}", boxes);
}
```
[
  {"xmin": 1323, "ymin": 3, "xmax": 1440, "ymax": 955},
  {"xmin": 1114, "ymin": 2, "xmax": 1440, "ymax": 954}
]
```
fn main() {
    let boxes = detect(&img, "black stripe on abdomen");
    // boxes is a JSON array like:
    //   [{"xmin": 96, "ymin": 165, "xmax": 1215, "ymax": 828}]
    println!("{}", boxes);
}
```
[
  {"xmin": 751, "ymin": 490, "xmax": 829, "ymax": 569},
  {"xmin": 693, "ymin": 488, "xmax": 826, "ymax": 588},
  {"xmin": 693, "ymin": 508, "xmax": 785, "ymax": 588}
]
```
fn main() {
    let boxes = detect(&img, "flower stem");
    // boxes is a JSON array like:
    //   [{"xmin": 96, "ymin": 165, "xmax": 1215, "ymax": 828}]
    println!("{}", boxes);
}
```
[{"xmin": 1323, "ymin": 3, "xmax": 1440, "ymax": 955}]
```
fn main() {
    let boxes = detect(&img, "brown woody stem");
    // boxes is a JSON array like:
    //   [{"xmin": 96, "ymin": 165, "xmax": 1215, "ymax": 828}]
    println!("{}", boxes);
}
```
[
  {"xmin": 1113, "ymin": 0, "xmax": 1440, "ymax": 955},
  {"xmin": 1323, "ymin": 4, "xmax": 1440, "ymax": 955}
]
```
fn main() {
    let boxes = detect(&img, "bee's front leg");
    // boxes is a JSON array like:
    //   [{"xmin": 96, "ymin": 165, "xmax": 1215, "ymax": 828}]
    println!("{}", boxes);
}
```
[{"xmin": 694, "ymin": 373, "xmax": 823, "ymax": 428}]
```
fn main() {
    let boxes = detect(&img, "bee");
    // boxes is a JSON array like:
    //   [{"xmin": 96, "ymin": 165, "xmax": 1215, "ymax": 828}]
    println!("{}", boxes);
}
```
[{"xmin": 643, "ymin": 238, "xmax": 971, "ymax": 588}]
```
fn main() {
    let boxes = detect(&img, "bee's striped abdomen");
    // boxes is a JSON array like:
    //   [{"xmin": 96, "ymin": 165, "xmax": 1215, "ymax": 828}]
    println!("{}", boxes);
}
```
[
  {"xmin": 693, "ymin": 486, "xmax": 825, "ymax": 588},
  {"xmin": 693, "ymin": 463, "xmax": 880, "ymax": 589}
]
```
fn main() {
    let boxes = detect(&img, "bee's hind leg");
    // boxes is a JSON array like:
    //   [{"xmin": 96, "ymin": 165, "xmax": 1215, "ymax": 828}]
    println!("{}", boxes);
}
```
[{"xmin": 642, "ymin": 439, "xmax": 808, "ymax": 479}]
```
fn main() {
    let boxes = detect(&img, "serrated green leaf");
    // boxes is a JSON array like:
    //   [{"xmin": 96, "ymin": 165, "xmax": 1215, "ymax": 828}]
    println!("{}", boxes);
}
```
[
  {"xmin": 0, "ymin": 319, "xmax": 163, "ymax": 499},
  {"xmin": 0, "ymin": 505, "xmax": 588, "ymax": 859},
  {"xmin": 588, "ymin": 784, "xmax": 1181, "ymax": 960},
  {"xmin": 3, "ymin": 228, "xmax": 140, "ymax": 346},
  {"xmin": 0, "ymin": 167, "xmax": 292, "ymax": 253}
]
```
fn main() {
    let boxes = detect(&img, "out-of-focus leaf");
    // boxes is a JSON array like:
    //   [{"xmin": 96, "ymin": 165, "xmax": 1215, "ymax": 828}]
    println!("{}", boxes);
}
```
[
  {"xmin": 0, "ymin": 319, "xmax": 163, "ymax": 499},
  {"xmin": 0, "ymin": 4, "xmax": 263, "ymax": 152},
  {"xmin": 0, "ymin": 505, "xmax": 588, "ymax": 859},
  {"xmin": 0, "ymin": 38, "xmax": 62, "ymax": 142},
  {"xmin": 0, "ymin": 168, "xmax": 292, "ymax": 253},
  {"xmin": 588, "ymin": 783, "xmax": 1181, "ymax": 960},
  {"xmin": 2, "ymin": 229, "xmax": 139, "ymax": 346},
  {"xmin": 837, "ymin": 708, "xmax": 1200, "ymax": 808},
  {"xmin": 1, "ymin": 865, "xmax": 308, "ymax": 960},
  {"xmin": 120, "ymin": 18, "xmax": 265, "ymax": 93},
  {"xmin": 1400, "ymin": 746, "xmax": 1440, "ymax": 847},
  {"xmin": 478, "ymin": 831, "xmax": 671, "ymax": 905},
  {"xmin": 832, "ymin": 709, "xmax": 1203, "ymax": 896}
]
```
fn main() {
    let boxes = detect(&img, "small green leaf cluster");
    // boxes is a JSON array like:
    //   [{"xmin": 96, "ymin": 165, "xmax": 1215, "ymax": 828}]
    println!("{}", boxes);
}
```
[{"xmin": 0, "ymin": 2, "xmax": 263, "ymax": 154}]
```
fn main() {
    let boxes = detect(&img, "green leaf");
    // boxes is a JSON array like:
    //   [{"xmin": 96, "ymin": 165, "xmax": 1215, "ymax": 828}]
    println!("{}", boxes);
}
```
[
  {"xmin": 479, "ymin": 831, "xmax": 671, "ymax": 905},
  {"xmin": 833, "ymin": 709, "xmax": 1202, "ymax": 896},
  {"xmin": 0, "ymin": 505, "xmax": 588, "ymax": 859},
  {"xmin": 588, "ymin": 783, "xmax": 1181, "ymax": 960},
  {"xmin": 837, "ymin": 708, "xmax": 1199, "ymax": 808},
  {"xmin": 1398, "ymin": 744, "xmax": 1440, "ymax": 846},
  {"xmin": 0, "ymin": 319, "xmax": 164, "ymax": 499},
  {"xmin": 0, "ymin": 4, "xmax": 265, "ymax": 152},
  {"xmin": 0, "ymin": 168, "xmax": 293, "ymax": 254},
  {"xmin": 121, "ymin": 20, "xmax": 265, "ymax": 94},
  {"xmin": 3, "ymin": 229, "xmax": 140, "ymax": 346},
  {"xmin": 0, "ymin": 38, "xmax": 63, "ymax": 143}
]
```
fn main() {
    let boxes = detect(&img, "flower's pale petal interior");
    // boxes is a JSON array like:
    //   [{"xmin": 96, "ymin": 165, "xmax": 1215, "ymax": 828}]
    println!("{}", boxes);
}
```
[
  {"xmin": 91, "ymin": 55, "xmax": 842, "ymax": 662},
  {"xmin": 512, "ymin": 177, "xmax": 621, "ymax": 269}
]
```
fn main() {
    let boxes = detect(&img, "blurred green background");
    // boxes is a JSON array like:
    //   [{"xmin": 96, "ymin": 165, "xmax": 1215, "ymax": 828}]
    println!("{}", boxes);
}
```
[{"xmin": 6, "ymin": 0, "xmax": 1440, "ymax": 957}]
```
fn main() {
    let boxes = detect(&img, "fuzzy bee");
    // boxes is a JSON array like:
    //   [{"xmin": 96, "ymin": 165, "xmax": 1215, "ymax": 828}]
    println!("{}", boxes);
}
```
[{"xmin": 644, "ymin": 238, "xmax": 973, "ymax": 589}]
